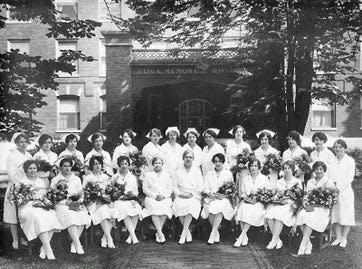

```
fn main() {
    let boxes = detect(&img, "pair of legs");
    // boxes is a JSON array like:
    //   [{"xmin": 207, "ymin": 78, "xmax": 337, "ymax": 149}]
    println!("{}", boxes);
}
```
[
  {"xmin": 67, "ymin": 225, "xmax": 85, "ymax": 254},
  {"xmin": 266, "ymin": 218, "xmax": 284, "ymax": 249},
  {"xmin": 234, "ymin": 221, "xmax": 250, "ymax": 247},
  {"xmin": 332, "ymin": 224, "xmax": 351, "ymax": 247},
  {"xmin": 100, "ymin": 219, "xmax": 115, "ymax": 248},
  {"xmin": 151, "ymin": 215, "xmax": 167, "ymax": 243},
  {"xmin": 178, "ymin": 214, "xmax": 193, "ymax": 244},
  {"xmin": 297, "ymin": 224, "xmax": 313, "ymax": 255},
  {"xmin": 207, "ymin": 213, "xmax": 223, "ymax": 244},
  {"xmin": 39, "ymin": 230, "xmax": 55, "ymax": 260},
  {"xmin": 124, "ymin": 216, "xmax": 139, "ymax": 244}
]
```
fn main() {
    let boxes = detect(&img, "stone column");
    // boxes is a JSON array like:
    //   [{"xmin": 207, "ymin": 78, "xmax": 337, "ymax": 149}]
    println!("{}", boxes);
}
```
[{"xmin": 101, "ymin": 31, "xmax": 133, "ymax": 139}]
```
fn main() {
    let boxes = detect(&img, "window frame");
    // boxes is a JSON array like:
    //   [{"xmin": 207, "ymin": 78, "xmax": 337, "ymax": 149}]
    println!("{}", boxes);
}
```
[
  {"xmin": 310, "ymin": 98, "xmax": 337, "ymax": 131},
  {"xmin": 55, "ymin": 0, "xmax": 79, "ymax": 21},
  {"xmin": 57, "ymin": 95, "xmax": 81, "ymax": 132},
  {"xmin": 56, "ymin": 39, "xmax": 79, "ymax": 77}
]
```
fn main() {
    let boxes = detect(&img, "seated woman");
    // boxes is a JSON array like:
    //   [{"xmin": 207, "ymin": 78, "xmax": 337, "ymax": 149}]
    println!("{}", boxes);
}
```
[
  {"xmin": 173, "ymin": 149, "xmax": 203, "ymax": 244},
  {"xmin": 113, "ymin": 155, "xmax": 142, "ymax": 245},
  {"xmin": 142, "ymin": 155, "xmax": 173, "ymax": 243},
  {"xmin": 51, "ymin": 157, "xmax": 91, "ymax": 255},
  {"xmin": 83, "ymin": 155, "xmax": 115, "ymax": 248},
  {"xmin": 201, "ymin": 153, "xmax": 234, "ymax": 245},
  {"xmin": 16, "ymin": 160, "xmax": 61, "ymax": 260},
  {"xmin": 296, "ymin": 161, "xmax": 335, "ymax": 255},
  {"xmin": 265, "ymin": 160, "xmax": 302, "ymax": 249},
  {"xmin": 234, "ymin": 159, "xmax": 270, "ymax": 247}
]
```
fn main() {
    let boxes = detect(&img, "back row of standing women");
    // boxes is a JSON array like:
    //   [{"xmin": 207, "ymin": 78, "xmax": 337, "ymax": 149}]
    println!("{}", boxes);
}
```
[{"xmin": 3, "ymin": 125, "xmax": 355, "ymax": 259}]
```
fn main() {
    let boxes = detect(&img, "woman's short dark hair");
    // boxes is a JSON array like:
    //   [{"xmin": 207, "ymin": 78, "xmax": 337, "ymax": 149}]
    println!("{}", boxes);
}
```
[
  {"xmin": 186, "ymin": 131, "xmax": 199, "ymax": 139},
  {"xmin": 248, "ymin": 158, "xmax": 261, "ymax": 170},
  {"xmin": 89, "ymin": 155, "xmax": 104, "ymax": 170},
  {"xmin": 151, "ymin": 155, "xmax": 163, "ymax": 166},
  {"xmin": 91, "ymin": 133, "xmax": 105, "ymax": 144},
  {"xmin": 283, "ymin": 160, "xmax": 296, "ymax": 172},
  {"xmin": 60, "ymin": 157, "xmax": 74, "ymax": 167},
  {"xmin": 312, "ymin": 161, "xmax": 327, "ymax": 172},
  {"xmin": 334, "ymin": 139, "xmax": 347, "ymax": 149},
  {"xmin": 38, "ymin": 134, "xmax": 52, "ymax": 147},
  {"xmin": 23, "ymin": 159, "xmax": 38, "ymax": 173},
  {"xmin": 287, "ymin": 130, "xmax": 301, "ymax": 145},
  {"xmin": 312, "ymin": 132, "xmax": 327, "ymax": 143},
  {"xmin": 149, "ymin": 128, "xmax": 161, "ymax": 137},
  {"xmin": 65, "ymin": 134, "xmax": 78, "ymax": 144},
  {"xmin": 203, "ymin": 129, "xmax": 217, "ymax": 138},
  {"xmin": 212, "ymin": 153, "xmax": 225, "ymax": 164},
  {"xmin": 232, "ymin": 125, "xmax": 245, "ymax": 136},
  {"xmin": 14, "ymin": 133, "xmax": 28, "ymax": 144},
  {"xmin": 123, "ymin": 129, "xmax": 135, "ymax": 139},
  {"xmin": 117, "ymin": 155, "xmax": 131, "ymax": 167},
  {"xmin": 258, "ymin": 131, "xmax": 272, "ymax": 142}
]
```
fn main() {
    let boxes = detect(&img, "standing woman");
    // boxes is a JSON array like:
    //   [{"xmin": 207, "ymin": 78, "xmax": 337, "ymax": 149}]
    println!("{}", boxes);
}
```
[
  {"xmin": 17, "ymin": 160, "xmax": 61, "ymax": 260},
  {"xmin": 4, "ymin": 132, "xmax": 32, "ymax": 249},
  {"xmin": 161, "ymin": 127, "xmax": 183, "ymax": 175},
  {"xmin": 265, "ymin": 160, "xmax": 302, "ymax": 249},
  {"xmin": 201, "ymin": 128, "xmax": 225, "ymax": 176},
  {"xmin": 142, "ymin": 128, "xmax": 164, "ymax": 172},
  {"xmin": 282, "ymin": 130, "xmax": 307, "ymax": 163},
  {"xmin": 173, "ymin": 149, "xmax": 204, "ymax": 244},
  {"xmin": 234, "ymin": 159, "xmax": 270, "ymax": 247},
  {"xmin": 113, "ymin": 155, "xmax": 142, "ymax": 245},
  {"xmin": 296, "ymin": 161, "xmax": 335, "ymax": 255},
  {"xmin": 310, "ymin": 132, "xmax": 336, "ymax": 178},
  {"xmin": 201, "ymin": 153, "xmax": 234, "ymax": 245},
  {"xmin": 83, "ymin": 155, "xmax": 115, "ymax": 248},
  {"xmin": 112, "ymin": 129, "xmax": 138, "ymax": 169},
  {"xmin": 85, "ymin": 133, "xmax": 113, "ymax": 176},
  {"xmin": 182, "ymin": 128, "xmax": 202, "ymax": 169},
  {"xmin": 51, "ymin": 157, "xmax": 91, "ymax": 255},
  {"xmin": 142, "ymin": 156, "xmax": 173, "ymax": 243},
  {"xmin": 59, "ymin": 134, "xmax": 84, "ymax": 176},
  {"xmin": 331, "ymin": 139, "xmax": 355, "ymax": 248}
]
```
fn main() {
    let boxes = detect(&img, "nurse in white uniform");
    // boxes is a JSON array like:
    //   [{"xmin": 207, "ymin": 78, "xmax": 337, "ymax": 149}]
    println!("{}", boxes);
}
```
[
  {"xmin": 112, "ymin": 129, "xmax": 138, "ymax": 169},
  {"xmin": 182, "ymin": 128, "xmax": 202, "ymax": 169},
  {"xmin": 85, "ymin": 133, "xmax": 113, "ymax": 176},
  {"xmin": 160, "ymin": 127, "xmax": 183, "ymax": 176},
  {"xmin": 201, "ymin": 128, "xmax": 225, "ymax": 176},
  {"xmin": 142, "ymin": 128, "xmax": 164, "ymax": 172}
]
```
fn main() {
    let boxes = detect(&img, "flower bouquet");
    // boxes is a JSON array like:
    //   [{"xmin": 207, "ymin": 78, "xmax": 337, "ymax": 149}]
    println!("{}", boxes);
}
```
[
  {"xmin": 230, "ymin": 148, "xmax": 251, "ymax": 175},
  {"xmin": 36, "ymin": 159, "xmax": 53, "ymax": 172},
  {"xmin": 284, "ymin": 183, "xmax": 304, "ymax": 215},
  {"xmin": 129, "ymin": 152, "xmax": 148, "ymax": 169},
  {"xmin": 255, "ymin": 187, "xmax": 278, "ymax": 207},
  {"xmin": 8, "ymin": 183, "xmax": 35, "ymax": 207},
  {"xmin": 121, "ymin": 191, "xmax": 142, "ymax": 205},
  {"xmin": 293, "ymin": 153, "xmax": 312, "ymax": 175},
  {"xmin": 33, "ymin": 197, "xmax": 55, "ymax": 210},
  {"xmin": 46, "ymin": 180, "xmax": 68, "ymax": 204},
  {"xmin": 103, "ymin": 180, "xmax": 125, "ymax": 203},
  {"xmin": 217, "ymin": 181, "xmax": 238, "ymax": 206},
  {"xmin": 83, "ymin": 181, "xmax": 104, "ymax": 205},
  {"xmin": 304, "ymin": 186, "xmax": 339, "ymax": 211},
  {"xmin": 242, "ymin": 192, "xmax": 257, "ymax": 204},
  {"xmin": 68, "ymin": 192, "xmax": 83, "ymax": 211},
  {"xmin": 261, "ymin": 154, "xmax": 282, "ymax": 176}
]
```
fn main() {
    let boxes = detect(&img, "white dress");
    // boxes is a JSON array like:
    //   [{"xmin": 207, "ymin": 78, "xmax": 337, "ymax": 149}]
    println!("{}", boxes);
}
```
[
  {"xmin": 201, "ymin": 143, "xmax": 225, "ymax": 176},
  {"xmin": 59, "ymin": 148, "xmax": 84, "ymax": 164},
  {"xmin": 331, "ymin": 155, "xmax": 355, "ymax": 226},
  {"xmin": 282, "ymin": 146, "xmax": 307, "ymax": 164},
  {"xmin": 85, "ymin": 149, "xmax": 113, "ymax": 175},
  {"xmin": 254, "ymin": 146, "xmax": 280, "ymax": 188},
  {"xmin": 50, "ymin": 173, "xmax": 91, "ymax": 230},
  {"xmin": 142, "ymin": 170, "xmax": 173, "ymax": 219},
  {"xmin": 112, "ymin": 172, "xmax": 142, "ymax": 221},
  {"xmin": 182, "ymin": 143, "xmax": 202, "ymax": 169},
  {"xmin": 34, "ymin": 149, "xmax": 58, "ymax": 189},
  {"xmin": 173, "ymin": 165, "xmax": 203, "ymax": 219},
  {"xmin": 201, "ymin": 168, "xmax": 234, "ymax": 221},
  {"xmin": 112, "ymin": 143, "xmax": 138, "ymax": 169},
  {"xmin": 310, "ymin": 148, "xmax": 336, "ymax": 178},
  {"xmin": 142, "ymin": 142, "xmax": 164, "ymax": 172},
  {"xmin": 18, "ymin": 177, "xmax": 61, "ymax": 241},
  {"xmin": 3, "ymin": 149, "xmax": 32, "ymax": 224},
  {"xmin": 83, "ymin": 172, "xmax": 115, "ymax": 225},
  {"xmin": 235, "ymin": 173, "xmax": 270, "ymax": 226},
  {"xmin": 265, "ymin": 177, "xmax": 302, "ymax": 227},
  {"xmin": 296, "ymin": 176, "xmax": 335, "ymax": 232},
  {"xmin": 160, "ymin": 141, "xmax": 183, "ymax": 176}
]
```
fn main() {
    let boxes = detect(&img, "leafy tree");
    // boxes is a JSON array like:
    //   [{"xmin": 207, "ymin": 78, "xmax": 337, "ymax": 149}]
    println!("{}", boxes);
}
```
[
  {"xmin": 107, "ymin": 0, "xmax": 361, "ymax": 148},
  {"xmin": 0, "ymin": 0, "xmax": 101, "ymax": 137}
]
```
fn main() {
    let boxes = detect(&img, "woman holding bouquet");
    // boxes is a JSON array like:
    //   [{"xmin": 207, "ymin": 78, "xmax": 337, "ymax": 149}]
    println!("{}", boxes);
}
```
[
  {"xmin": 58, "ymin": 134, "xmax": 84, "ymax": 176},
  {"xmin": 331, "ymin": 139, "xmax": 356, "ymax": 248},
  {"xmin": 201, "ymin": 128, "xmax": 225, "ymax": 176},
  {"xmin": 4, "ymin": 132, "xmax": 32, "ymax": 249},
  {"xmin": 296, "ymin": 161, "xmax": 335, "ymax": 255},
  {"xmin": 85, "ymin": 133, "xmax": 113, "ymax": 176},
  {"xmin": 112, "ymin": 129, "xmax": 138, "ymax": 169},
  {"xmin": 234, "ymin": 159, "xmax": 270, "ymax": 247},
  {"xmin": 160, "ymin": 127, "xmax": 183, "ymax": 175},
  {"xmin": 201, "ymin": 153, "xmax": 234, "ymax": 245},
  {"xmin": 113, "ymin": 155, "xmax": 142, "ymax": 245},
  {"xmin": 265, "ymin": 160, "xmax": 302, "ymax": 249},
  {"xmin": 310, "ymin": 132, "xmax": 336, "ymax": 178},
  {"xmin": 142, "ymin": 155, "xmax": 173, "ymax": 243},
  {"xmin": 83, "ymin": 155, "xmax": 115, "ymax": 248},
  {"xmin": 17, "ymin": 160, "xmax": 61, "ymax": 260},
  {"xmin": 142, "ymin": 128, "xmax": 164, "ymax": 172},
  {"xmin": 173, "ymin": 149, "xmax": 204, "ymax": 244},
  {"xmin": 182, "ymin": 128, "xmax": 202, "ymax": 169},
  {"xmin": 51, "ymin": 157, "xmax": 91, "ymax": 255}
]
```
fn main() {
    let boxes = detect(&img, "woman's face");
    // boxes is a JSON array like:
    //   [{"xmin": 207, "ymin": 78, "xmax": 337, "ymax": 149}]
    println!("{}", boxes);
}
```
[
  {"xmin": 123, "ymin": 132, "xmax": 132, "ymax": 145},
  {"xmin": 42, "ymin": 138, "xmax": 53, "ymax": 151},
  {"xmin": 183, "ymin": 153, "xmax": 194, "ymax": 166},
  {"xmin": 283, "ymin": 164, "xmax": 293, "ymax": 177},
  {"xmin": 16, "ymin": 137, "xmax": 28, "ymax": 152},
  {"xmin": 168, "ymin": 132, "xmax": 177, "ymax": 142},
  {"xmin": 187, "ymin": 133, "xmax": 197, "ymax": 144},
  {"xmin": 93, "ymin": 137, "xmax": 103, "ymax": 150},
  {"xmin": 249, "ymin": 161, "xmax": 259, "ymax": 173},
  {"xmin": 204, "ymin": 133, "xmax": 215, "ymax": 146},
  {"xmin": 119, "ymin": 160, "xmax": 129, "ymax": 172},
  {"xmin": 334, "ymin": 142, "xmax": 345, "ymax": 155},
  {"xmin": 153, "ymin": 159, "xmax": 163, "ymax": 172},
  {"xmin": 313, "ymin": 137, "xmax": 324, "ymax": 149},
  {"xmin": 60, "ymin": 161, "xmax": 72, "ymax": 175},
  {"xmin": 26, "ymin": 163, "xmax": 38, "ymax": 178},
  {"xmin": 213, "ymin": 157, "xmax": 224, "ymax": 170},
  {"xmin": 287, "ymin": 137, "xmax": 297, "ymax": 148},
  {"xmin": 260, "ymin": 136, "xmax": 269, "ymax": 146},
  {"xmin": 150, "ymin": 133, "xmax": 160, "ymax": 144},
  {"xmin": 67, "ymin": 138, "xmax": 77, "ymax": 150},
  {"xmin": 314, "ymin": 165, "xmax": 325, "ymax": 179},
  {"xmin": 92, "ymin": 159, "xmax": 102, "ymax": 173},
  {"xmin": 234, "ymin": 128, "xmax": 244, "ymax": 139}
]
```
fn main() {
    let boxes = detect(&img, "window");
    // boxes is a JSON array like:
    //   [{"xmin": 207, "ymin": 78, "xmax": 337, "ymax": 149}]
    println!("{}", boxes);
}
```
[
  {"xmin": 100, "ymin": 95, "xmax": 107, "ymax": 130},
  {"xmin": 58, "ymin": 96, "xmax": 80, "ymax": 130},
  {"xmin": 99, "ymin": 0, "xmax": 121, "ymax": 22},
  {"xmin": 311, "ymin": 99, "xmax": 336, "ymax": 129},
  {"xmin": 178, "ymin": 99, "xmax": 213, "ymax": 131},
  {"xmin": 8, "ymin": 40, "xmax": 30, "ymax": 54},
  {"xmin": 99, "ymin": 40, "xmax": 106, "ymax": 76},
  {"xmin": 57, "ymin": 0, "xmax": 78, "ymax": 20},
  {"xmin": 56, "ymin": 40, "xmax": 78, "ymax": 76}
]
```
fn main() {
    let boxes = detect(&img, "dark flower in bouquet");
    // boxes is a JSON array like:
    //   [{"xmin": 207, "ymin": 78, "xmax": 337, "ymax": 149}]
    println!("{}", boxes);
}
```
[
  {"xmin": 217, "ymin": 181, "xmax": 237, "ymax": 205},
  {"xmin": 33, "ymin": 197, "xmax": 55, "ymax": 210},
  {"xmin": 68, "ymin": 192, "xmax": 83, "ymax": 211},
  {"xmin": 293, "ymin": 154, "xmax": 312, "ymax": 175},
  {"xmin": 8, "ymin": 182, "xmax": 35, "ymax": 207},
  {"xmin": 230, "ymin": 149, "xmax": 251, "ymax": 175},
  {"xmin": 129, "ymin": 152, "xmax": 148, "ymax": 169},
  {"xmin": 46, "ymin": 180, "xmax": 68, "ymax": 204},
  {"xmin": 103, "ymin": 180, "xmax": 125, "ymax": 202},
  {"xmin": 255, "ymin": 187, "xmax": 278, "ymax": 207},
  {"xmin": 305, "ymin": 186, "xmax": 339, "ymax": 210},
  {"xmin": 121, "ymin": 191, "xmax": 142, "ymax": 204},
  {"xmin": 83, "ymin": 181, "xmax": 104, "ymax": 205},
  {"xmin": 261, "ymin": 154, "xmax": 282, "ymax": 176},
  {"xmin": 284, "ymin": 183, "xmax": 304, "ymax": 215},
  {"xmin": 36, "ymin": 159, "xmax": 53, "ymax": 172}
]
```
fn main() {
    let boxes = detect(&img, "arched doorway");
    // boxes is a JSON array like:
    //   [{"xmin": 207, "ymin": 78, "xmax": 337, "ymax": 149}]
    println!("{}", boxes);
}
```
[{"xmin": 178, "ymin": 99, "xmax": 213, "ymax": 131}]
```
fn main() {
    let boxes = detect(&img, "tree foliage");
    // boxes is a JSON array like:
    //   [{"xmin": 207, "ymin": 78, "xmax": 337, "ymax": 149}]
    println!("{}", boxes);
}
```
[{"xmin": 0, "ymin": 0, "xmax": 101, "ymax": 136}]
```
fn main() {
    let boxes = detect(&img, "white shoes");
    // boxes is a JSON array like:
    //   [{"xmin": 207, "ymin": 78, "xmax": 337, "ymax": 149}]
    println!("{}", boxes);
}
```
[
  {"xmin": 339, "ymin": 239, "xmax": 347, "ymax": 248},
  {"xmin": 70, "ymin": 242, "xmax": 76, "ymax": 253},
  {"xmin": 241, "ymin": 236, "xmax": 248, "ymax": 246},
  {"xmin": 178, "ymin": 234, "xmax": 186, "ymax": 245},
  {"xmin": 126, "ymin": 236, "xmax": 132, "ymax": 244},
  {"xmin": 101, "ymin": 236, "xmax": 107, "ymax": 248},
  {"xmin": 207, "ymin": 233, "xmax": 215, "ymax": 245},
  {"xmin": 39, "ymin": 247, "xmax": 46, "ymax": 259},
  {"xmin": 304, "ymin": 241, "xmax": 312, "ymax": 255},
  {"xmin": 214, "ymin": 230, "xmax": 220, "ymax": 243},
  {"xmin": 155, "ymin": 233, "xmax": 165, "ymax": 243},
  {"xmin": 186, "ymin": 230, "xmax": 192, "ymax": 243},
  {"xmin": 108, "ymin": 239, "xmax": 116, "ymax": 248},
  {"xmin": 233, "ymin": 236, "xmax": 243, "ymax": 248},
  {"xmin": 276, "ymin": 239, "xmax": 283, "ymax": 249},
  {"xmin": 331, "ymin": 238, "xmax": 341, "ymax": 246}
]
